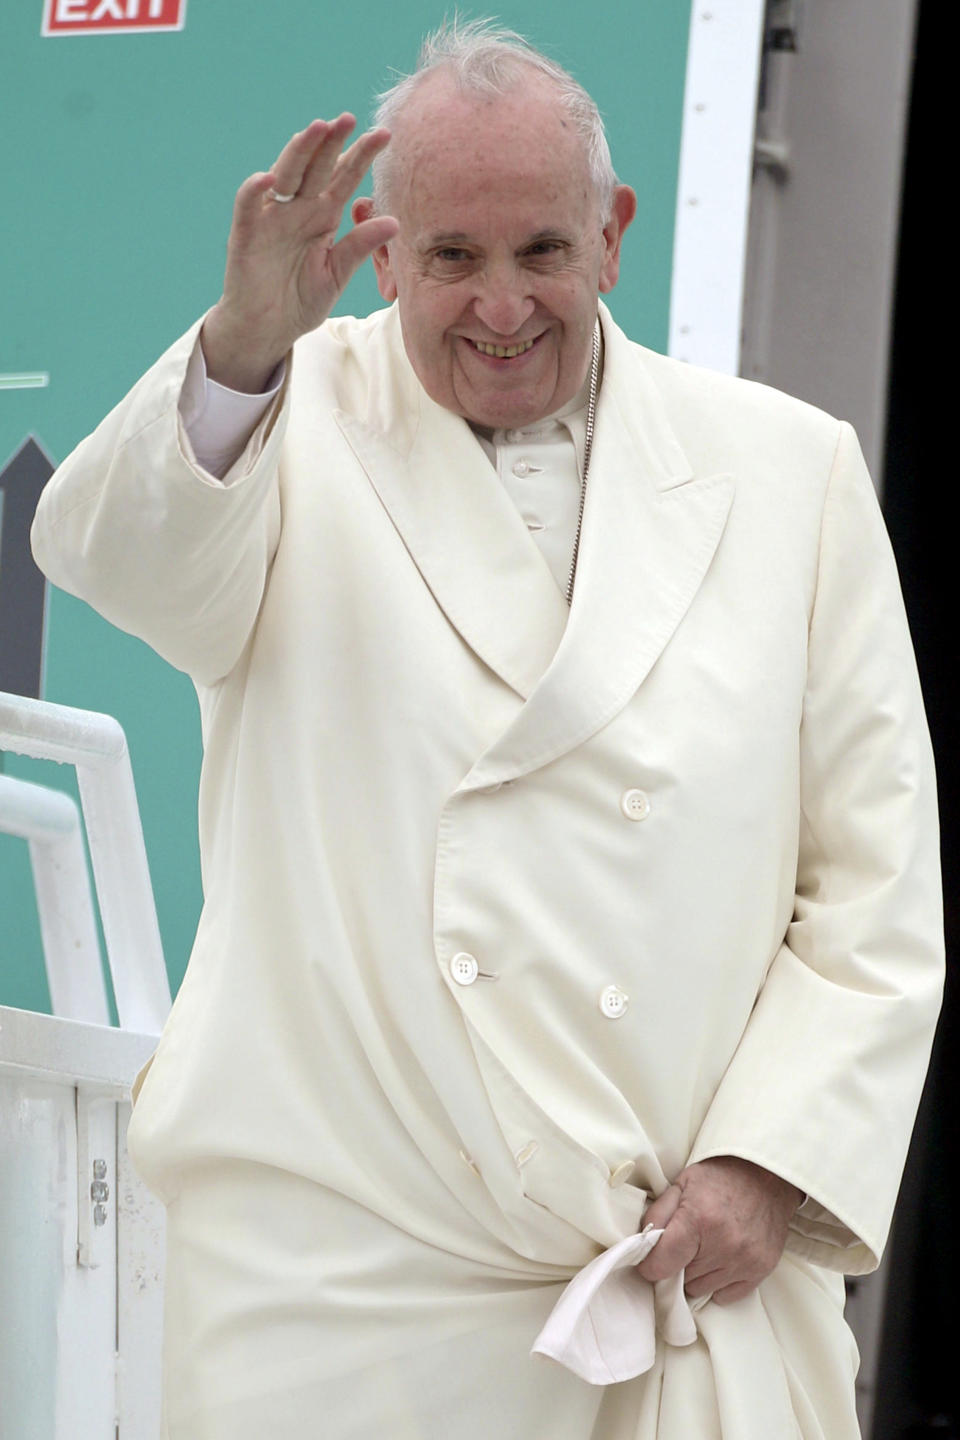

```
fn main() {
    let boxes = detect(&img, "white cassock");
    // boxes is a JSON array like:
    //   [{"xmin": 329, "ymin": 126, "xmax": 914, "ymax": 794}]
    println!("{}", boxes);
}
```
[{"xmin": 31, "ymin": 301, "xmax": 943, "ymax": 1440}]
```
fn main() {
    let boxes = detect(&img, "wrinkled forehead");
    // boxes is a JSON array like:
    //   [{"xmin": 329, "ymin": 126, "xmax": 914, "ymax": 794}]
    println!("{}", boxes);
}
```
[{"xmin": 387, "ymin": 69, "xmax": 596, "ymax": 216}]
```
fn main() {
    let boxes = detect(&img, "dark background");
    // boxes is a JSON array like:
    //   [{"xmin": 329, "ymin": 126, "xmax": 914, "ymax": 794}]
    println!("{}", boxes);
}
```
[{"xmin": 875, "ymin": 1, "xmax": 957, "ymax": 1435}]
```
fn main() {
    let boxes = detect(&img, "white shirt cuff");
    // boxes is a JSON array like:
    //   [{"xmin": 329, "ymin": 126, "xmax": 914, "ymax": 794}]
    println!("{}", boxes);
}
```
[{"xmin": 179, "ymin": 339, "xmax": 285, "ymax": 480}]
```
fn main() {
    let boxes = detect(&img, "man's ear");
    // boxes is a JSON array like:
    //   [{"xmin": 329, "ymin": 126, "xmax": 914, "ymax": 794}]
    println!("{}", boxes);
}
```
[
  {"xmin": 352, "ymin": 197, "xmax": 397, "ymax": 301},
  {"xmin": 598, "ymin": 185, "xmax": 638, "ymax": 294}
]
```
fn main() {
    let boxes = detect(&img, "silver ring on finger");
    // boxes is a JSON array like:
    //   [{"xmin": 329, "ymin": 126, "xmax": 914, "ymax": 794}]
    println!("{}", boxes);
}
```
[{"xmin": 269, "ymin": 188, "xmax": 297, "ymax": 204}]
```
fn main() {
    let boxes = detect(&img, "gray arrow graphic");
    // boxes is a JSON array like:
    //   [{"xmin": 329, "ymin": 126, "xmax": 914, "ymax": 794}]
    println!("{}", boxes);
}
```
[{"xmin": 0, "ymin": 436, "xmax": 55, "ymax": 698}]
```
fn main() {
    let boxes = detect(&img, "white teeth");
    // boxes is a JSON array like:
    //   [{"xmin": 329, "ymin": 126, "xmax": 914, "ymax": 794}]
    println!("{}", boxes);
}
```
[{"xmin": 472, "ymin": 338, "xmax": 535, "ymax": 358}]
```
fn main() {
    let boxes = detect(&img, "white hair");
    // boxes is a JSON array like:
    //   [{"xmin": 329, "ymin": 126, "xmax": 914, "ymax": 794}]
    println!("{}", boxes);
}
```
[{"xmin": 370, "ymin": 17, "xmax": 618, "ymax": 218}]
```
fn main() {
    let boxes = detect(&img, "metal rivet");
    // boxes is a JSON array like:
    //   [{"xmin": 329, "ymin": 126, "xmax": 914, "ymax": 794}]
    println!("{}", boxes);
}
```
[
  {"xmin": 92, "ymin": 1159, "xmax": 107, "ymax": 1181},
  {"xmin": 93, "ymin": 1204, "xmax": 108, "ymax": 1227}
]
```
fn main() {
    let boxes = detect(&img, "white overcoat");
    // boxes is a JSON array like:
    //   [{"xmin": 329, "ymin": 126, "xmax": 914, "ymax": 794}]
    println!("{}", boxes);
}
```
[{"xmin": 31, "ymin": 302, "xmax": 943, "ymax": 1440}]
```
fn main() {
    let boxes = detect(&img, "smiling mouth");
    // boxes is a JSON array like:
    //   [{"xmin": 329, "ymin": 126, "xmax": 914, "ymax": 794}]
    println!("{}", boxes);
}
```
[{"xmin": 468, "ymin": 336, "xmax": 538, "ymax": 359}]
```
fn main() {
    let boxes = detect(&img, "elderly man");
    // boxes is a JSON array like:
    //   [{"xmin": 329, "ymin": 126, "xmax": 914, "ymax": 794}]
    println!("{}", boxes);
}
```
[{"xmin": 32, "ymin": 20, "xmax": 941, "ymax": 1440}]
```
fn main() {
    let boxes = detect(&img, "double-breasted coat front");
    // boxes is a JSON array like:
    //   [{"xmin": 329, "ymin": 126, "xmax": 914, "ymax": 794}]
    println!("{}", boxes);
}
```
[{"xmin": 31, "ymin": 302, "xmax": 943, "ymax": 1439}]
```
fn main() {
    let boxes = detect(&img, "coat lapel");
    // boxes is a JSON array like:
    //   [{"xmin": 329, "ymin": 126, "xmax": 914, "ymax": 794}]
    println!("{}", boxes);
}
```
[
  {"xmin": 335, "ymin": 304, "xmax": 734, "ymax": 768},
  {"xmin": 460, "ymin": 306, "xmax": 736, "ymax": 790},
  {"xmin": 335, "ymin": 309, "xmax": 568, "ymax": 700}
]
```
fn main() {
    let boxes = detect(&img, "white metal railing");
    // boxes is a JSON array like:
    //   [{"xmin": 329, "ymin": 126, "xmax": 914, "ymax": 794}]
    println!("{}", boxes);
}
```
[
  {"xmin": 0, "ymin": 773, "xmax": 107, "ymax": 1024},
  {"xmin": 0, "ymin": 690, "xmax": 171, "ymax": 1031},
  {"xmin": 1, "ymin": 691, "xmax": 169, "ymax": 1439}
]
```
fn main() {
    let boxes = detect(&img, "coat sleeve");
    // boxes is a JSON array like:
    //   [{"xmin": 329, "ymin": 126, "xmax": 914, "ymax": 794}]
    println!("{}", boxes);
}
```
[
  {"xmin": 687, "ymin": 421, "xmax": 943, "ymax": 1274},
  {"xmin": 30, "ymin": 318, "xmax": 287, "ymax": 687}
]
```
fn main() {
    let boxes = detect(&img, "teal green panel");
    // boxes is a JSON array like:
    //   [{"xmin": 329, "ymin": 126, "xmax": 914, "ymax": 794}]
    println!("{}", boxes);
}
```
[{"xmin": 1, "ymin": 1, "xmax": 689, "ymax": 1014}]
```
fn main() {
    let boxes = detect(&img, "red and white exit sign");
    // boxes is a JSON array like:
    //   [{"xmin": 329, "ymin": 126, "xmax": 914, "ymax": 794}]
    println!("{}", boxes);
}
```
[{"xmin": 42, "ymin": 0, "xmax": 186, "ymax": 35}]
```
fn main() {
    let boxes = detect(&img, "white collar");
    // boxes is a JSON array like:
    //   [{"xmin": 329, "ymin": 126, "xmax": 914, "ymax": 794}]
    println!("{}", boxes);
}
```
[{"xmin": 468, "ymin": 337, "xmax": 602, "ymax": 479}]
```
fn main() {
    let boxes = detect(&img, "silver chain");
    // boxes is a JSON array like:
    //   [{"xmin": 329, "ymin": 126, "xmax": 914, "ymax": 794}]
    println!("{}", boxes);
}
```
[{"xmin": 564, "ymin": 321, "xmax": 601, "ymax": 606}]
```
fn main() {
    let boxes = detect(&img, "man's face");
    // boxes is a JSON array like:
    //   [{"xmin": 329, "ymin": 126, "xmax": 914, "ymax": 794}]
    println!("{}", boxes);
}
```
[{"xmin": 354, "ymin": 73, "xmax": 636, "ymax": 430}]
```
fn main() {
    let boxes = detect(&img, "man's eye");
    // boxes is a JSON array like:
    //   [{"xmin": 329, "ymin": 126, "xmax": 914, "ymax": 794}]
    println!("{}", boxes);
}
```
[
  {"xmin": 435, "ymin": 248, "xmax": 470, "ymax": 263},
  {"xmin": 526, "ymin": 241, "xmax": 563, "ymax": 257}
]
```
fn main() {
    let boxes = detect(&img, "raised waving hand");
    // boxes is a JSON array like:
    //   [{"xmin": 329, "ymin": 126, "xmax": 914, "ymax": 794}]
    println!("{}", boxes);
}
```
[{"xmin": 201, "ymin": 115, "xmax": 398, "ymax": 392}]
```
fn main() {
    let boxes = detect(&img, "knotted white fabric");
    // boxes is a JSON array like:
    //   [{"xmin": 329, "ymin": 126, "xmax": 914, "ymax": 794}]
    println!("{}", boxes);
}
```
[{"xmin": 532, "ymin": 1224, "xmax": 706, "ymax": 1385}]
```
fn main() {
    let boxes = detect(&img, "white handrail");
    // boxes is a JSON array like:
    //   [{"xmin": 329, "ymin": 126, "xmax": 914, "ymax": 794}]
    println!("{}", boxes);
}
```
[
  {"xmin": 0, "ymin": 691, "xmax": 171, "ymax": 1033},
  {"xmin": 0, "ymin": 775, "xmax": 108, "ymax": 1025}
]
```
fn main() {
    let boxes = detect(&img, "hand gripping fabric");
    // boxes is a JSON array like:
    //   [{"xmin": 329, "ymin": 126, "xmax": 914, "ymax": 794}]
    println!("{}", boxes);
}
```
[{"xmin": 531, "ymin": 1224, "xmax": 706, "ymax": 1384}]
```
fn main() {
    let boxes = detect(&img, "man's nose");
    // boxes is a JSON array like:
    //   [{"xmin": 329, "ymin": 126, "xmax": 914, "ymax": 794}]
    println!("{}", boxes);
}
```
[{"xmin": 472, "ymin": 272, "xmax": 535, "ymax": 336}]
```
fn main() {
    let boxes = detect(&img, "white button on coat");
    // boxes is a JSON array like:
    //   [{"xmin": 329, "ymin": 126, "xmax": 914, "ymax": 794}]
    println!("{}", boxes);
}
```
[
  {"xmin": 450, "ymin": 952, "xmax": 479, "ymax": 985},
  {"xmin": 599, "ymin": 985, "xmax": 629, "ymax": 1019},
  {"xmin": 620, "ymin": 788, "xmax": 651, "ymax": 821}
]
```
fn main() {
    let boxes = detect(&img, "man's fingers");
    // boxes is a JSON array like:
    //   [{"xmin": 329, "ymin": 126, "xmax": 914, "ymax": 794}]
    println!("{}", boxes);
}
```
[
  {"xmin": 682, "ymin": 1263, "xmax": 725, "ymax": 1297},
  {"xmin": 270, "ymin": 115, "xmax": 355, "ymax": 202},
  {"xmin": 232, "ymin": 172, "xmax": 279, "ymax": 236},
  {"xmin": 327, "ymin": 216, "xmax": 399, "ymax": 289},
  {"xmin": 683, "ymin": 1252, "xmax": 723, "ymax": 1284},
  {"xmin": 641, "ymin": 1183, "xmax": 682, "ymax": 1233},
  {"xmin": 303, "ymin": 126, "xmax": 391, "ymax": 205},
  {"xmin": 636, "ymin": 1202, "xmax": 699, "ymax": 1282}
]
